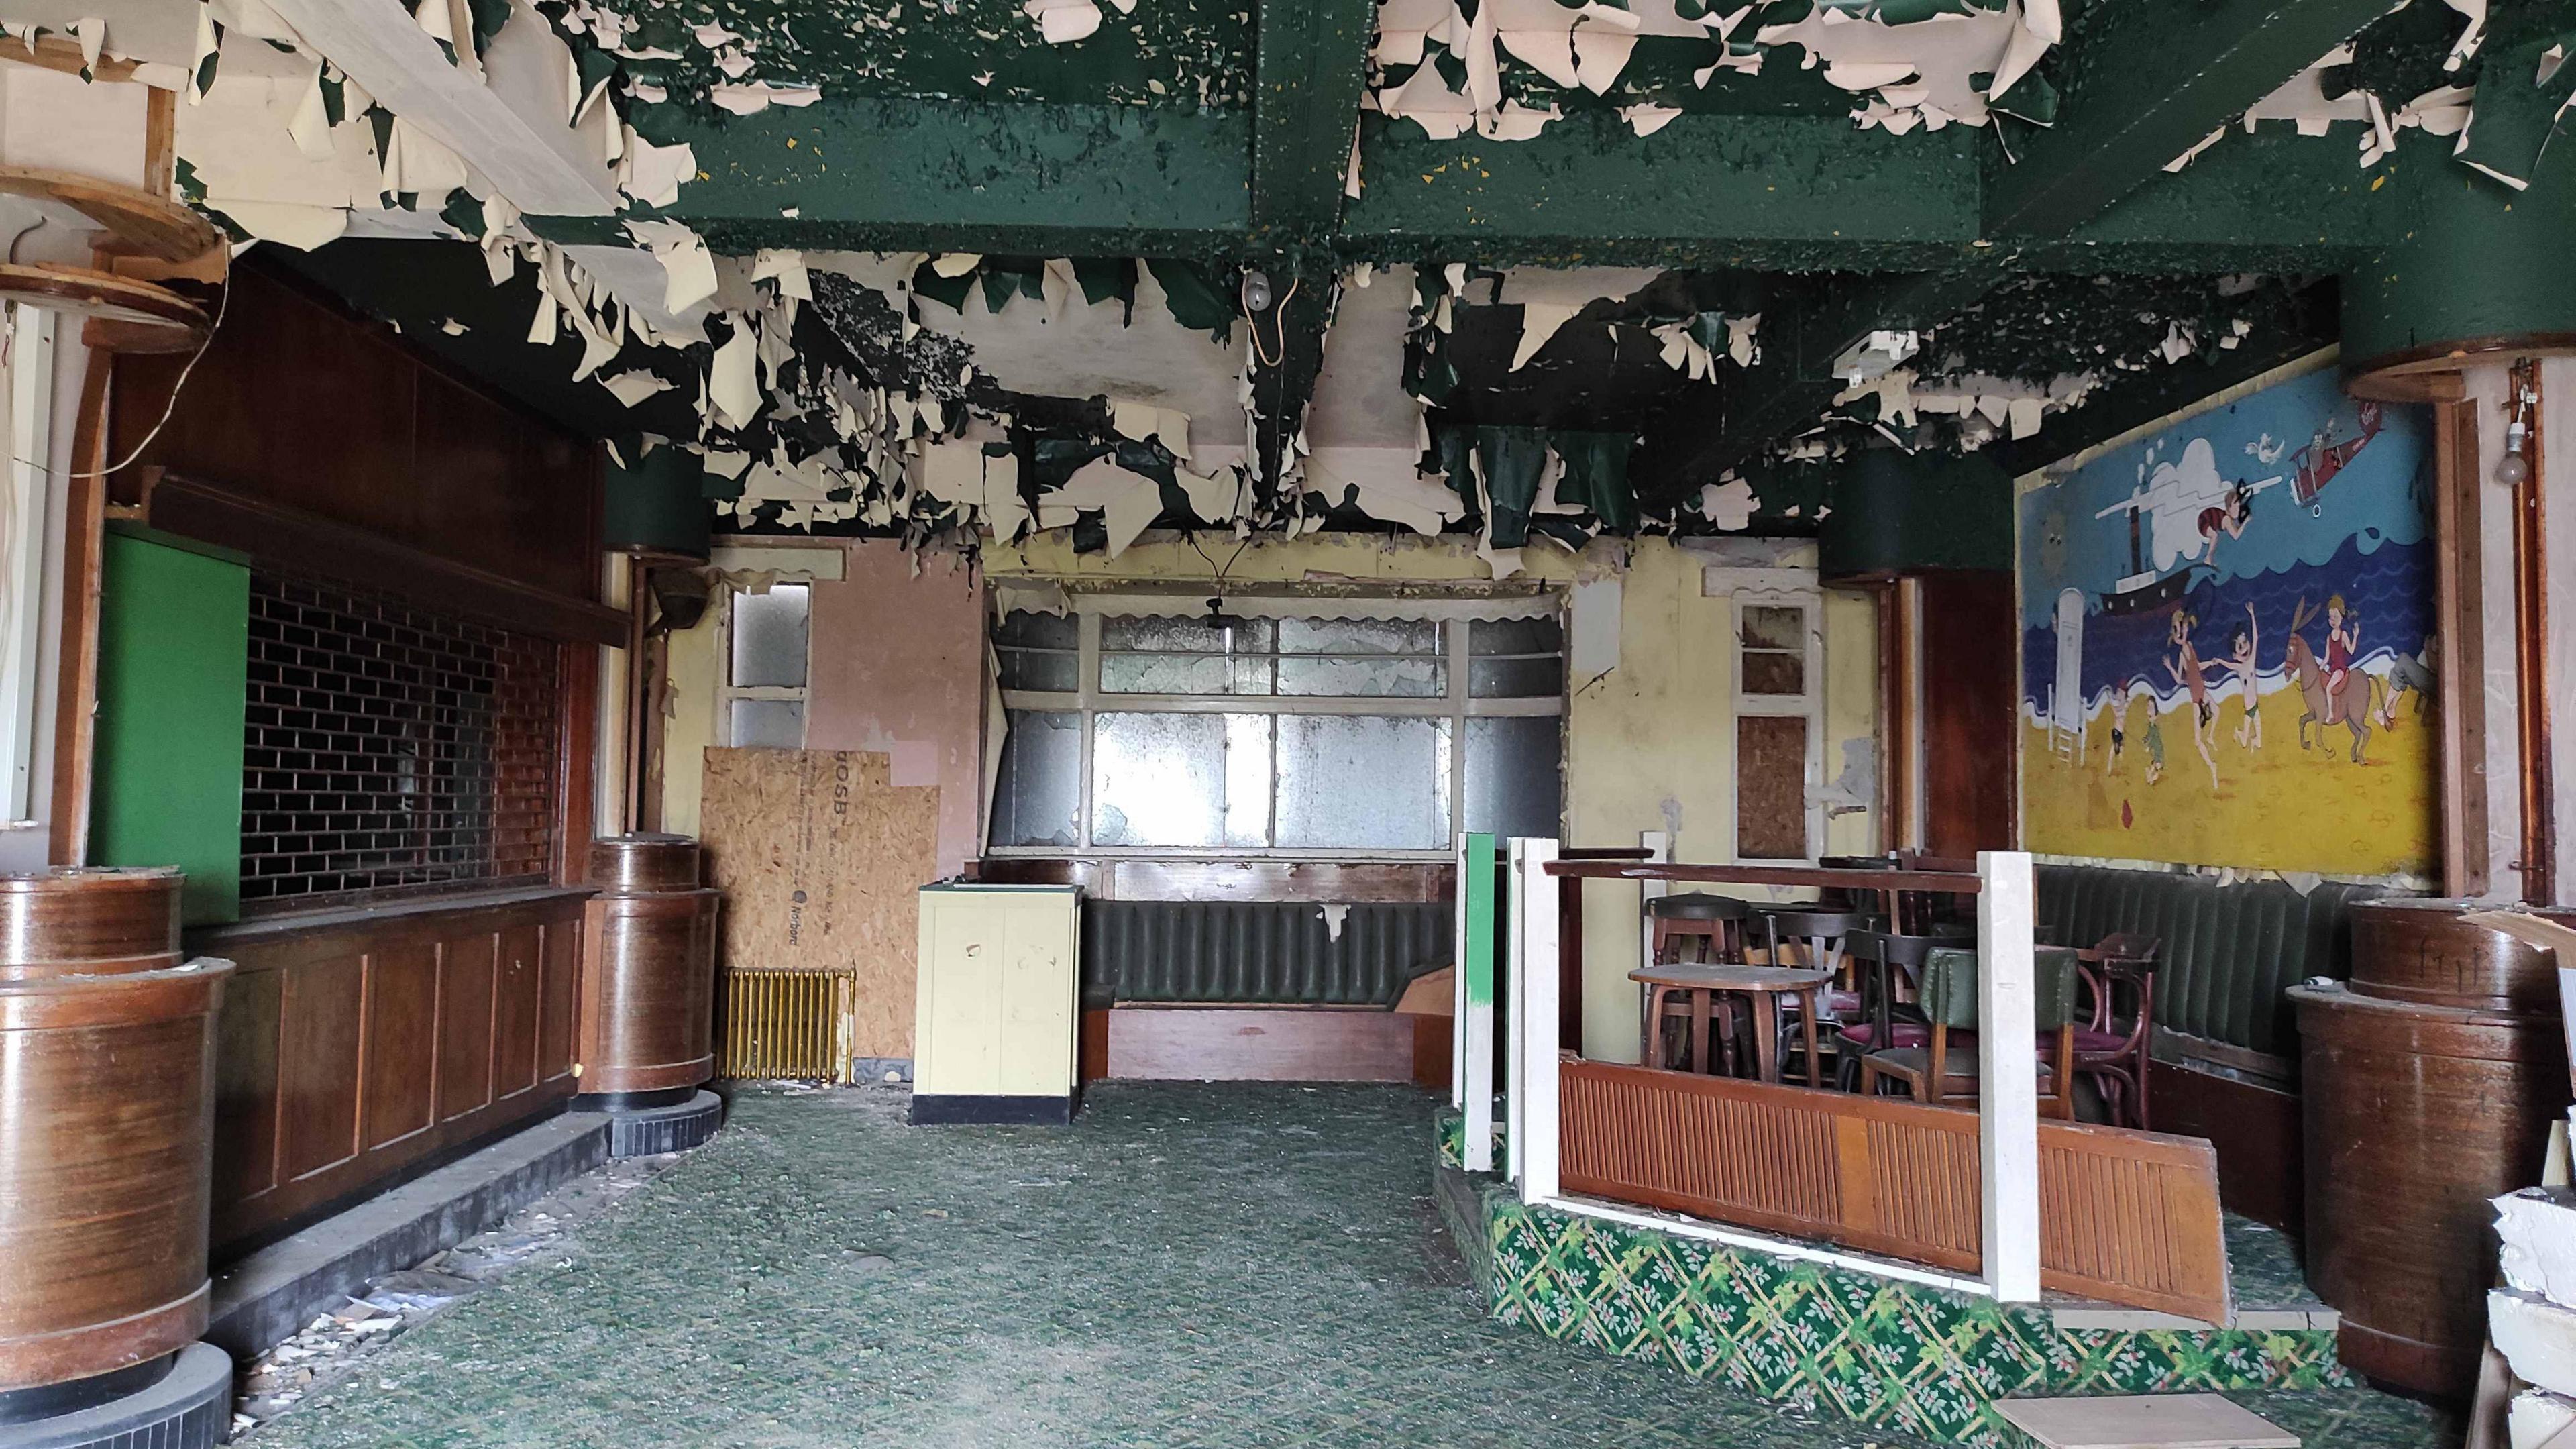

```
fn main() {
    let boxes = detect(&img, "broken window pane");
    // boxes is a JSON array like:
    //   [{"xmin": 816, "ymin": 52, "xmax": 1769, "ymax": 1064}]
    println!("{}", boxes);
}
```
[
  {"xmin": 1092, "ymin": 712, "xmax": 1269, "ymax": 848},
  {"xmin": 730, "ymin": 584, "xmax": 810, "ymax": 688},
  {"xmin": 1101, "ymin": 651, "xmax": 1274, "ymax": 696},
  {"xmin": 991, "ymin": 710, "xmax": 1081, "ymax": 847},
  {"xmin": 1471, "ymin": 615, "xmax": 1565, "ymax": 697},
  {"xmin": 1743, "ymin": 651, "xmax": 1806, "ymax": 696},
  {"xmin": 1464, "ymin": 716, "xmax": 1560, "ymax": 839},
  {"xmin": 1741, "ymin": 605, "xmax": 1805, "ymax": 651},
  {"xmin": 1279, "ymin": 617, "xmax": 1438, "ymax": 655},
  {"xmin": 1275, "ymin": 655, "xmax": 1444, "ymax": 697},
  {"xmin": 1274, "ymin": 715, "xmax": 1450, "ymax": 850},
  {"xmin": 1276, "ymin": 617, "xmax": 1444, "ymax": 696},
  {"xmin": 1470, "ymin": 616, "xmax": 1562, "ymax": 655},
  {"xmin": 729, "ymin": 698, "xmax": 804, "ymax": 749},
  {"xmin": 1102, "ymin": 614, "xmax": 1275, "ymax": 653},
  {"xmin": 996, "ymin": 609, "xmax": 1078, "ymax": 692}
]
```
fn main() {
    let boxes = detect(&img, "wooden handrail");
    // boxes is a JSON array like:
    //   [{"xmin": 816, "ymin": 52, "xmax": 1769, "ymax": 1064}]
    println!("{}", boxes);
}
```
[{"xmin": 1542, "ymin": 860, "xmax": 1984, "ymax": 894}]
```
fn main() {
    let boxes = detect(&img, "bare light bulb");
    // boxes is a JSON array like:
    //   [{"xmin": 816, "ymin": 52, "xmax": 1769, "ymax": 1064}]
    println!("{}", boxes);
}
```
[
  {"xmin": 1241, "ymin": 268, "xmax": 1273, "ymax": 313},
  {"xmin": 2496, "ymin": 449, "xmax": 2531, "ymax": 487}
]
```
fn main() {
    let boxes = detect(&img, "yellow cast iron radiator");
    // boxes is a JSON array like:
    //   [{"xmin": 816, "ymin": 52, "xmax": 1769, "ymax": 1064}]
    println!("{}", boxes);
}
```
[{"xmin": 715, "ymin": 968, "xmax": 854, "ymax": 1081}]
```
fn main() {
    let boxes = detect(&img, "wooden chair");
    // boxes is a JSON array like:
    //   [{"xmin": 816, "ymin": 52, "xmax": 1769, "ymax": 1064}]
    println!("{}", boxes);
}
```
[
  {"xmin": 1829, "ymin": 929, "xmax": 1941, "ymax": 1087},
  {"xmin": 2074, "ymin": 932, "xmax": 2163, "ymax": 1130},
  {"xmin": 1859, "ymin": 945, "xmax": 2082, "ymax": 1119},
  {"xmin": 1759, "ymin": 908, "xmax": 1873, "ymax": 1081}
]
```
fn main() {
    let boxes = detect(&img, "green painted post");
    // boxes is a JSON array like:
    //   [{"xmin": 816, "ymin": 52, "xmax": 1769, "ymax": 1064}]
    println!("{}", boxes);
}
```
[
  {"xmin": 1460, "ymin": 832, "xmax": 1498, "ymax": 1171},
  {"xmin": 91, "ymin": 527, "xmax": 249, "ymax": 926},
  {"xmin": 1463, "ymin": 833, "xmax": 1496, "ymax": 1007}
]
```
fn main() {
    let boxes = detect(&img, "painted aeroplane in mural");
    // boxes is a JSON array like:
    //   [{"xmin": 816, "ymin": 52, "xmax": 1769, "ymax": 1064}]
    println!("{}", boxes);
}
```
[{"xmin": 2286, "ymin": 400, "xmax": 2385, "ymax": 515}]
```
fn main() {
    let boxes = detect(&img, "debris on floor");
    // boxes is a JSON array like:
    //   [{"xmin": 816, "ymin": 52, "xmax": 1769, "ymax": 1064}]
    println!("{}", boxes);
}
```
[{"xmin": 227, "ymin": 1148, "xmax": 689, "ymax": 1440}]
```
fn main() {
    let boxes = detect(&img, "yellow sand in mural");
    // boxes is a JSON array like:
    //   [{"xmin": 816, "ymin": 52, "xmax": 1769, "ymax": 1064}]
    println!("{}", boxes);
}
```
[{"xmin": 2021, "ymin": 684, "xmax": 2438, "ymax": 877}]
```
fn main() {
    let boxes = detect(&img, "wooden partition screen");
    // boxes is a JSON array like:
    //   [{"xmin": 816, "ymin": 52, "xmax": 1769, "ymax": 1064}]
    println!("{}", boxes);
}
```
[{"xmin": 1558, "ymin": 1061, "xmax": 2231, "ymax": 1323}]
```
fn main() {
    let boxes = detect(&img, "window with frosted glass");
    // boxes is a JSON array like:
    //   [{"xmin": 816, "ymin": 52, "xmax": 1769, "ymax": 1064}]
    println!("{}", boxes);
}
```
[
  {"xmin": 989, "ymin": 606, "xmax": 1562, "ymax": 854},
  {"xmin": 722, "ymin": 583, "xmax": 809, "ymax": 748}
]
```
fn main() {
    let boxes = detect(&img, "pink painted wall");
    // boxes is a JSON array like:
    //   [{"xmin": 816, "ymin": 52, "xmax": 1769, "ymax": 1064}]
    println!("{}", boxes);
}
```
[{"xmin": 804, "ymin": 542, "xmax": 986, "ymax": 877}]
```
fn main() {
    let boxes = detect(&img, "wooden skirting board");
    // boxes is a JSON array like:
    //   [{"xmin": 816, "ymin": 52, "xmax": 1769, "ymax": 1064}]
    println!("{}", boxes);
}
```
[{"xmin": 1084, "ymin": 1006, "xmax": 1448, "ymax": 1089}]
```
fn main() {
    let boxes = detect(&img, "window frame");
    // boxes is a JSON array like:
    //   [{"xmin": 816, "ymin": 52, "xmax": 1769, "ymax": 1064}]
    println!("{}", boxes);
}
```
[
  {"xmin": 992, "ymin": 594, "xmax": 1564, "ymax": 860},
  {"xmin": 0, "ymin": 304, "xmax": 51, "ymax": 826},
  {"xmin": 1711, "ymin": 568, "xmax": 1827, "ymax": 864},
  {"xmin": 718, "ymin": 580, "xmax": 812, "ymax": 749}
]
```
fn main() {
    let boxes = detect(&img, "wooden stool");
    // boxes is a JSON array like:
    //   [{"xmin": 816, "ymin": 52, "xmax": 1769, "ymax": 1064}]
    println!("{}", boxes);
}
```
[{"xmin": 1646, "ymin": 892, "xmax": 1752, "ymax": 965}]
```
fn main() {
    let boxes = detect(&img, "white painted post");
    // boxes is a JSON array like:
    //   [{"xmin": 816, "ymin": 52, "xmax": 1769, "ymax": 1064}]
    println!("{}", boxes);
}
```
[
  {"xmin": 1515, "ymin": 837, "xmax": 1563, "ymax": 1202},
  {"xmin": 1976, "ymin": 849, "xmax": 2042, "ymax": 1303},
  {"xmin": 1634, "ymin": 831, "xmax": 1672, "ymax": 1066},
  {"xmin": 1452, "ymin": 833, "xmax": 1469, "ymax": 1111},
  {"xmin": 1505, "ymin": 838, "xmax": 1527, "ymax": 1185}
]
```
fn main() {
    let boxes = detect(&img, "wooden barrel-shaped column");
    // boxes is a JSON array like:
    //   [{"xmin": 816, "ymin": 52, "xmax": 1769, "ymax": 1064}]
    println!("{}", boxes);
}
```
[
  {"xmin": 2290, "ymin": 898, "xmax": 2573, "ymax": 1398},
  {"xmin": 0, "ymin": 868, "xmax": 232, "ymax": 1393},
  {"xmin": 578, "ymin": 834, "xmax": 720, "ymax": 1097}
]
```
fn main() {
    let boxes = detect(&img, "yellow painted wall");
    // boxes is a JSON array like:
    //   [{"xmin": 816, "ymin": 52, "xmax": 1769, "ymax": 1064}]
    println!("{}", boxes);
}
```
[
  {"xmin": 663, "ymin": 529, "xmax": 1880, "ymax": 1067},
  {"xmin": 1565, "ymin": 541, "xmax": 1878, "ymax": 1062},
  {"xmin": 659, "ymin": 600, "xmax": 721, "ymax": 837}
]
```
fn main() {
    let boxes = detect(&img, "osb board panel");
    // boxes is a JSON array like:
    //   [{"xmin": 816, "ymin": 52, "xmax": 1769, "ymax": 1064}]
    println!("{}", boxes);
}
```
[{"xmin": 700, "ymin": 747, "xmax": 942, "ymax": 1057}]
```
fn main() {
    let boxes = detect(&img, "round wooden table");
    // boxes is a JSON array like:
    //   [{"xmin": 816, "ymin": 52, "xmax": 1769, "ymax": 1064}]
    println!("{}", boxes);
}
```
[{"xmin": 1630, "ymin": 961, "xmax": 1835, "ymax": 1086}]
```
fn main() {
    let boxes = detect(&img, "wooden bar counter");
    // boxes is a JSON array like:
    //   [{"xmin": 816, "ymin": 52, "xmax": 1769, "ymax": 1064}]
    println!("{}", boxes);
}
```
[
  {"xmin": 576, "ymin": 835, "xmax": 723, "ymax": 1155},
  {"xmin": 2291, "ymin": 898, "xmax": 2573, "ymax": 1398},
  {"xmin": 0, "ymin": 869, "xmax": 231, "ymax": 1395}
]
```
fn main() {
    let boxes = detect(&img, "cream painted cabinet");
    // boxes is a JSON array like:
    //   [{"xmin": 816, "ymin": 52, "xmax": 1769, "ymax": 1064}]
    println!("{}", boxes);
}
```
[{"xmin": 909, "ymin": 884, "xmax": 1081, "ymax": 1124}]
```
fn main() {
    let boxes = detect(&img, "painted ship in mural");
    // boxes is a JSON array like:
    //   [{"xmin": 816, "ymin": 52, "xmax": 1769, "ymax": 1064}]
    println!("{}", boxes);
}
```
[{"xmin": 2017, "ymin": 372, "xmax": 2436, "ymax": 877}]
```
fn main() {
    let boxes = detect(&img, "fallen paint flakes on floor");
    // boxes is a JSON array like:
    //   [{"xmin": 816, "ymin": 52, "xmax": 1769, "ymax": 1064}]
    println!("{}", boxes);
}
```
[
  {"xmin": 233, "ymin": 1084, "xmax": 2463, "ymax": 1449},
  {"xmin": 230, "ymin": 1147, "xmax": 685, "ymax": 1441}
]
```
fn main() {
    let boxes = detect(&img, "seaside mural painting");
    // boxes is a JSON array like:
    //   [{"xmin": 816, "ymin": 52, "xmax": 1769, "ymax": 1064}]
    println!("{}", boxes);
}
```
[{"xmin": 2019, "ymin": 368, "xmax": 2438, "ymax": 877}]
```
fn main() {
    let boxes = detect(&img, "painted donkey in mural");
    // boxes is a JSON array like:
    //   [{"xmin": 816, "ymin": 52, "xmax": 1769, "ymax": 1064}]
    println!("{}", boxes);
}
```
[{"xmin": 2286, "ymin": 596, "xmax": 2373, "ymax": 764}]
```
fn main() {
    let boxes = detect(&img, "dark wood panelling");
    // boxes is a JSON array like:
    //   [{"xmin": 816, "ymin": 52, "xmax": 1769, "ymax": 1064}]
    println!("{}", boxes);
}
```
[
  {"xmin": 437, "ymin": 933, "xmax": 497, "ymax": 1122},
  {"xmin": 209, "ymin": 965, "xmax": 281, "ymax": 1208},
  {"xmin": 194, "ymin": 889, "xmax": 588, "ymax": 1254},
  {"xmin": 2152, "ymin": 1060, "xmax": 2302, "ymax": 1235},
  {"xmin": 109, "ymin": 264, "xmax": 602, "ymax": 605},
  {"xmin": 973, "ymin": 859, "xmax": 1454, "ymax": 903},
  {"xmin": 537, "ymin": 920, "xmax": 577, "ymax": 1082},
  {"xmin": 492, "ymin": 924, "xmax": 543, "ymax": 1101},
  {"xmin": 276, "ymin": 956, "xmax": 364, "ymax": 1181},
  {"xmin": 1916, "ymin": 570, "xmax": 2019, "ymax": 859},
  {"xmin": 362, "ymin": 943, "xmax": 440, "ymax": 1150}
]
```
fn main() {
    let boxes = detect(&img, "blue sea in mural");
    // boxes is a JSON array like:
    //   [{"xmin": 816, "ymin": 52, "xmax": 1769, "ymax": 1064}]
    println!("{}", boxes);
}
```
[
  {"xmin": 2019, "ymin": 367, "xmax": 2434, "ymax": 722},
  {"xmin": 2021, "ymin": 533, "xmax": 2432, "ymax": 718}
]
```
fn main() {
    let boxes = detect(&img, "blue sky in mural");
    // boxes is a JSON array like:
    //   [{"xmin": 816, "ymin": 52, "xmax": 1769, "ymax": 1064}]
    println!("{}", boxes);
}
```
[{"xmin": 2020, "ymin": 370, "xmax": 2434, "ymax": 719}]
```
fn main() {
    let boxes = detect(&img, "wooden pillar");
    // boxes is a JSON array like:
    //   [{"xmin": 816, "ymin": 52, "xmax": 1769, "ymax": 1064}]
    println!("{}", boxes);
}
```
[{"xmin": 1509, "ymin": 836, "xmax": 1562, "ymax": 1202}]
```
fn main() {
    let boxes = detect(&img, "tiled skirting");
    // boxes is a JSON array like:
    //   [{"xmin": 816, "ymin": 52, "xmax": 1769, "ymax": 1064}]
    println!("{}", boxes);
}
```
[{"xmin": 1431, "ymin": 1109, "xmax": 2350, "ymax": 1446}]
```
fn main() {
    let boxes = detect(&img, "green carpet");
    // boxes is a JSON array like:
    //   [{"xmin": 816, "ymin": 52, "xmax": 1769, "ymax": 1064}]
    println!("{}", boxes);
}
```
[{"xmin": 242, "ymin": 1083, "xmax": 2458, "ymax": 1449}]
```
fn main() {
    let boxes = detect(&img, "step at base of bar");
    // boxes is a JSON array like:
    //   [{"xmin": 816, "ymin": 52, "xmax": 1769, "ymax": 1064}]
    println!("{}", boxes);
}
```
[
  {"xmin": 0, "ymin": 1343, "xmax": 231, "ymax": 1449},
  {"xmin": 600, "ymin": 1091, "xmax": 723, "ymax": 1158}
]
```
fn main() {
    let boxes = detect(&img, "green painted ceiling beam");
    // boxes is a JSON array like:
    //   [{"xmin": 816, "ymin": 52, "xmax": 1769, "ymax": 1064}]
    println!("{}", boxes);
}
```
[
  {"xmin": 615, "ymin": 97, "xmax": 1249, "ymax": 256},
  {"xmin": 1250, "ymin": 0, "xmax": 1378, "ymax": 239},
  {"xmin": 573, "ymin": 100, "xmax": 2438, "ymax": 269},
  {"xmin": 1982, "ymin": 0, "xmax": 2395, "ymax": 238},
  {"xmin": 1342, "ymin": 112, "xmax": 1984, "ymax": 269}
]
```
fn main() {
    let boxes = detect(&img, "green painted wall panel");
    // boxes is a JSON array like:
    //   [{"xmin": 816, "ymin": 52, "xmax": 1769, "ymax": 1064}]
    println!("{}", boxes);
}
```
[{"xmin": 91, "ymin": 529, "xmax": 249, "ymax": 926}]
